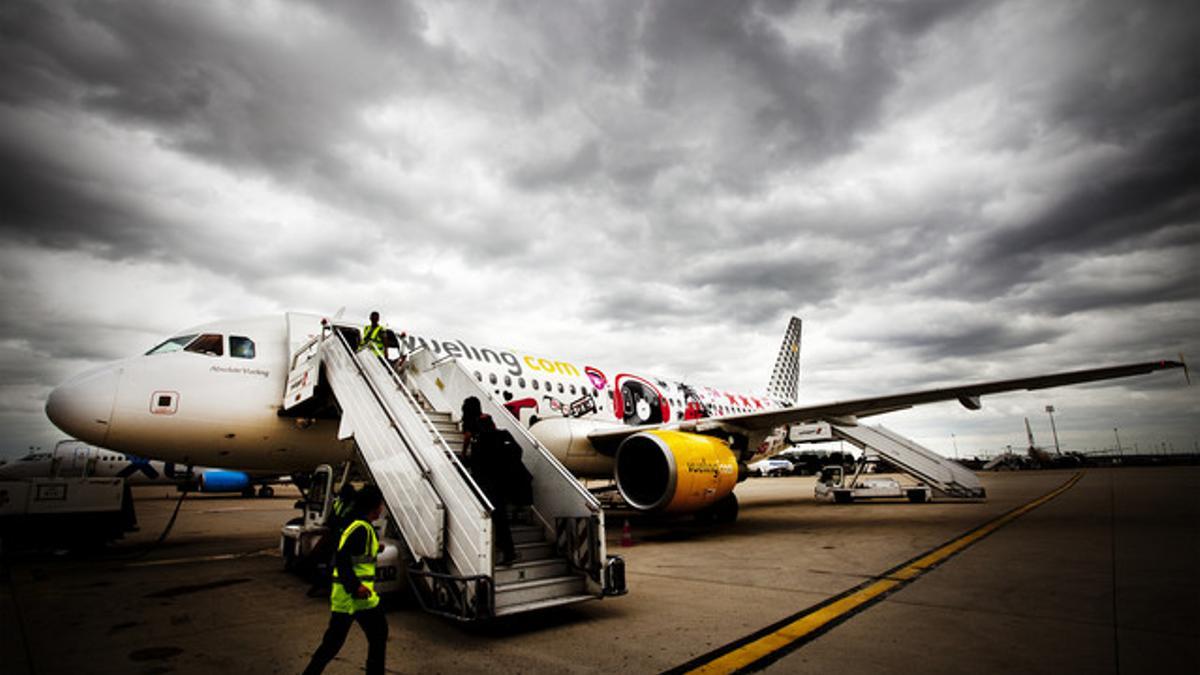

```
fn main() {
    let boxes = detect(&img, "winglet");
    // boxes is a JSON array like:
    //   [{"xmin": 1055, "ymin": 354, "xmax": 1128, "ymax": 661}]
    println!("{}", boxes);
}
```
[{"xmin": 1180, "ymin": 353, "xmax": 1190, "ymax": 385}]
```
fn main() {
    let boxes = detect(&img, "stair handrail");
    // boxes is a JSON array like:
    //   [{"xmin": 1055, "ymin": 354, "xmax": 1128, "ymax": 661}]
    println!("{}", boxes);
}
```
[
  {"xmin": 374, "ymin": 346, "xmax": 494, "ymax": 512},
  {"xmin": 330, "ymin": 325, "xmax": 500, "ymax": 578},
  {"xmin": 428, "ymin": 353, "xmax": 602, "ymax": 513},
  {"xmin": 327, "ymin": 326, "xmax": 437, "ymax": 479}
]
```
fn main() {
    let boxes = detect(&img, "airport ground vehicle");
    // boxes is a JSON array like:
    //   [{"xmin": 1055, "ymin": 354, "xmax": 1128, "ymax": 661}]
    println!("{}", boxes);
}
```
[
  {"xmin": 748, "ymin": 458, "xmax": 793, "ymax": 476},
  {"xmin": 813, "ymin": 465, "xmax": 931, "ymax": 504},
  {"xmin": 279, "ymin": 464, "xmax": 404, "ymax": 595},
  {"xmin": 0, "ymin": 476, "xmax": 129, "ymax": 545}
]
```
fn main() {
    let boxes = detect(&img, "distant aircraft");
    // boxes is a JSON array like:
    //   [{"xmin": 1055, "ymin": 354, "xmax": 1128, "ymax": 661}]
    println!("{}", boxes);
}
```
[
  {"xmin": 43, "ymin": 312, "xmax": 1184, "ymax": 518},
  {"xmin": 0, "ymin": 439, "xmax": 283, "ymax": 497}
]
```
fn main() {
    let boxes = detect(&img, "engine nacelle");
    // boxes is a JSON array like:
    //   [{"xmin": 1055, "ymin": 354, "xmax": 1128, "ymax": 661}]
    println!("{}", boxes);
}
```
[
  {"xmin": 614, "ymin": 430, "xmax": 738, "ymax": 513},
  {"xmin": 198, "ymin": 469, "xmax": 251, "ymax": 493}
]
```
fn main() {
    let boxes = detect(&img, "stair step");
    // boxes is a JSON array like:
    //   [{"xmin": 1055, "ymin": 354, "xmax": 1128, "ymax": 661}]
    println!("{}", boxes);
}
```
[
  {"xmin": 510, "ymin": 524, "xmax": 544, "ymax": 544},
  {"xmin": 433, "ymin": 432, "xmax": 460, "ymax": 443},
  {"xmin": 493, "ymin": 574, "xmax": 587, "ymax": 609},
  {"xmin": 514, "ymin": 540, "xmax": 555, "ymax": 560},
  {"xmin": 493, "ymin": 593, "xmax": 596, "ymax": 617},
  {"xmin": 494, "ymin": 558, "xmax": 570, "ymax": 584}
]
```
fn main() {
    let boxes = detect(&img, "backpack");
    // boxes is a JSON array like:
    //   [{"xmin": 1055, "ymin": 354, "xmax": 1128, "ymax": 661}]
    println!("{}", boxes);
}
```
[{"xmin": 473, "ymin": 428, "xmax": 532, "ymax": 505}]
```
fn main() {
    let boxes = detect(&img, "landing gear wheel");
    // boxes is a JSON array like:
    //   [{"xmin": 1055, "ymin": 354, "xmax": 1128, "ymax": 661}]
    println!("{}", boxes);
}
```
[
  {"xmin": 694, "ymin": 493, "xmax": 739, "ymax": 524},
  {"xmin": 712, "ymin": 493, "xmax": 739, "ymax": 524},
  {"xmin": 258, "ymin": 485, "xmax": 275, "ymax": 498},
  {"xmin": 241, "ymin": 486, "xmax": 256, "ymax": 498}
]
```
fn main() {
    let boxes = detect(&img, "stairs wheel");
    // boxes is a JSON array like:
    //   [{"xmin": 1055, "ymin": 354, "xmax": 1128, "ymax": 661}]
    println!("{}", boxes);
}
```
[{"xmin": 713, "ymin": 493, "xmax": 738, "ymax": 524}]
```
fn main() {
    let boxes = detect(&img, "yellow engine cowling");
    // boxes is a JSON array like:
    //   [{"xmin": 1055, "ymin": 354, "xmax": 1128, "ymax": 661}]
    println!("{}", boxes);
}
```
[{"xmin": 614, "ymin": 430, "xmax": 739, "ymax": 513}]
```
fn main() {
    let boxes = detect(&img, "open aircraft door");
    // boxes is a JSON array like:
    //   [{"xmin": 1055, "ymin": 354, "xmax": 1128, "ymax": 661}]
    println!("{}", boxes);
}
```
[{"xmin": 283, "ymin": 313, "xmax": 326, "ymax": 411}]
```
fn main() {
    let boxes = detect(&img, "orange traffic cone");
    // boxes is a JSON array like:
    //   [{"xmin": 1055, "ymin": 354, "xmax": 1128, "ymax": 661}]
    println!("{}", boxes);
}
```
[{"xmin": 621, "ymin": 519, "xmax": 633, "ymax": 547}]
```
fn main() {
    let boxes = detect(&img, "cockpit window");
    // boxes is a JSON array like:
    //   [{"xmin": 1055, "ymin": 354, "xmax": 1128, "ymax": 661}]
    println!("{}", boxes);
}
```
[
  {"xmin": 230, "ymin": 336, "xmax": 255, "ymax": 359},
  {"xmin": 146, "ymin": 334, "xmax": 199, "ymax": 355},
  {"xmin": 184, "ymin": 333, "xmax": 224, "ymax": 356}
]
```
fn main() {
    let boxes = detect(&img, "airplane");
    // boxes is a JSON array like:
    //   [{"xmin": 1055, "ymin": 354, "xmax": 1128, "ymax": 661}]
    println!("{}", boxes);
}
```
[
  {"xmin": 43, "ymin": 312, "xmax": 1185, "ymax": 520},
  {"xmin": 0, "ymin": 439, "xmax": 284, "ymax": 497}
]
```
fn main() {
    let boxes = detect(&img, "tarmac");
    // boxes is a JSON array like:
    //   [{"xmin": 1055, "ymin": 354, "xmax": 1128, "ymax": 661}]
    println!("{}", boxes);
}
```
[{"xmin": 2, "ymin": 467, "xmax": 1197, "ymax": 674}]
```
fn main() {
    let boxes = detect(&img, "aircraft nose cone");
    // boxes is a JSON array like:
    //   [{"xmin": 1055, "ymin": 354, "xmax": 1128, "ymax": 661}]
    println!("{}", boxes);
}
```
[{"xmin": 45, "ymin": 367, "xmax": 118, "ymax": 445}]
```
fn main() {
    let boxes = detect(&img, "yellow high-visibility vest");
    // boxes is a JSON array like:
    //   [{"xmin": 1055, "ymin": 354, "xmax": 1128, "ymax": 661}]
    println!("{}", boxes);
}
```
[
  {"xmin": 361, "ymin": 324, "xmax": 386, "ymax": 356},
  {"xmin": 330, "ymin": 519, "xmax": 379, "ymax": 614}
]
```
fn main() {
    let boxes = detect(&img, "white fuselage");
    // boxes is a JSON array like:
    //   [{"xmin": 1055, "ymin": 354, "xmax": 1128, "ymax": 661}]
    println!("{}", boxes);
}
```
[
  {"xmin": 46, "ymin": 313, "xmax": 781, "ymax": 473},
  {"xmin": 0, "ymin": 440, "xmax": 196, "ymax": 485}
]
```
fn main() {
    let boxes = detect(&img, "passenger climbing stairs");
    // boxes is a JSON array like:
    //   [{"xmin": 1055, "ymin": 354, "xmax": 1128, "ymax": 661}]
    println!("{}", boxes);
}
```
[{"xmin": 282, "ymin": 314, "xmax": 625, "ymax": 620}]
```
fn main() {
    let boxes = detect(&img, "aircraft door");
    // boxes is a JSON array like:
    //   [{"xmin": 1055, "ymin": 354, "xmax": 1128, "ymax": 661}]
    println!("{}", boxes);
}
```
[{"xmin": 74, "ymin": 444, "xmax": 91, "ymax": 475}]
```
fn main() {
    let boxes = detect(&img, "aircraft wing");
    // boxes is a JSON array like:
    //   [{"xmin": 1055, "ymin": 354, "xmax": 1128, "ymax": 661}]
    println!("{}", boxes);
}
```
[{"xmin": 587, "ymin": 359, "xmax": 1185, "ymax": 453}]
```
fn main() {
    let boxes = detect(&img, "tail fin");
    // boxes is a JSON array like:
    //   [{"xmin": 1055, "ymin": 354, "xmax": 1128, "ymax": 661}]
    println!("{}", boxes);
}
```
[{"xmin": 766, "ymin": 317, "xmax": 802, "ymax": 405}]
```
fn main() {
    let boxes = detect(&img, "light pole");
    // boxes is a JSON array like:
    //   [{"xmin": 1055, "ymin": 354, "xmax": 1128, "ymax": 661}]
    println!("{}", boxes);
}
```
[
  {"xmin": 951, "ymin": 433, "xmax": 959, "ymax": 459},
  {"xmin": 1045, "ymin": 405, "xmax": 1061, "ymax": 455},
  {"xmin": 1113, "ymin": 428, "xmax": 1123, "ymax": 457}
]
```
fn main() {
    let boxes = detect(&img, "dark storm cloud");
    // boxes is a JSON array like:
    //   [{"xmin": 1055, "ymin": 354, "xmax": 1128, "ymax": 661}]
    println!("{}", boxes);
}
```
[
  {"xmin": 26, "ymin": 1, "xmax": 436, "ymax": 175},
  {"xmin": 921, "ymin": 0, "xmax": 1200, "ymax": 305},
  {"xmin": 1031, "ymin": 259, "xmax": 1200, "ymax": 317},
  {"xmin": 0, "ymin": 1, "xmax": 450, "ymax": 258},
  {"xmin": 636, "ymin": 0, "xmax": 985, "ymax": 182},
  {"xmin": 0, "ymin": 123, "xmax": 165, "ymax": 257},
  {"xmin": 976, "ymin": 120, "xmax": 1200, "ymax": 283},
  {"xmin": 511, "ymin": 141, "xmax": 602, "ymax": 191},
  {"xmin": 868, "ymin": 320, "xmax": 1068, "ymax": 359},
  {"xmin": 680, "ymin": 255, "xmax": 840, "ymax": 304}
]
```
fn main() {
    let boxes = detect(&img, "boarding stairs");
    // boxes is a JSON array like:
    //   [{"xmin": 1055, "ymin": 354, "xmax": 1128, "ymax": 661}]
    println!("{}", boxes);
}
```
[
  {"xmin": 831, "ymin": 424, "xmax": 986, "ymax": 499},
  {"xmin": 283, "ymin": 317, "xmax": 624, "ymax": 620}
]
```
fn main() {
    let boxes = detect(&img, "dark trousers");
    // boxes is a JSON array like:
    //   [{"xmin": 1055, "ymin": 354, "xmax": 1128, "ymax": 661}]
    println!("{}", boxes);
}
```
[
  {"xmin": 302, "ymin": 607, "xmax": 387, "ymax": 675},
  {"xmin": 494, "ymin": 501, "xmax": 515, "ymax": 560}
]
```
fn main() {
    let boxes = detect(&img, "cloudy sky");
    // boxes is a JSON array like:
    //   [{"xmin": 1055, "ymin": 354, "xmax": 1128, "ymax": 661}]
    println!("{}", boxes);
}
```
[{"xmin": 1, "ymin": 0, "xmax": 1197, "ymax": 461}]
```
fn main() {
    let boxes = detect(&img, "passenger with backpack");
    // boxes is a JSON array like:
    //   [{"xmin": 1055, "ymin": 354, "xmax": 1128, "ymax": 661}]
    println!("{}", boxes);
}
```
[{"xmin": 461, "ymin": 396, "xmax": 525, "ymax": 565}]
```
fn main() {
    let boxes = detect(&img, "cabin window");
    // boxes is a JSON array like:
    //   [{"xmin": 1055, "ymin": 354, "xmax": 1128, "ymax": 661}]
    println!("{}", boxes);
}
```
[
  {"xmin": 146, "ymin": 334, "xmax": 199, "ymax": 355},
  {"xmin": 518, "ymin": 377, "xmax": 526, "ymax": 388},
  {"xmin": 474, "ymin": 371, "xmax": 482, "ymax": 382},
  {"xmin": 569, "ymin": 384, "xmax": 576, "ymax": 395},
  {"xmin": 185, "ymin": 334, "xmax": 224, "ymax": 357},
  {"xmin": 557, "ymin": 383, "xmax": 564, "ymax": 394},
  {"xmin": 230, "ymin": 336, "xmax": 255, "ymax": 359},
  {"xmin": 504, "ymin": 375, "xmax": 512, "ymax": 387},
  {"xmin": 489, "ymin": 373, "xmax": 498, "ymax": 385},
  {"xmin": 544, "ymin": 380, "xmax": 551, "ymax": 392},
  {"xmin": 532, "ymin": 380, "xmax": 539, "ymax": 390}
]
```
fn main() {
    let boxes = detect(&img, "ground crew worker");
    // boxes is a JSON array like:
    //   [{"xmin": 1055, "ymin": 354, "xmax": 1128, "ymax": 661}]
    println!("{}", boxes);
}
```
[
  {"xmin": 360, "ymin": 311, "xmax": 387, "ymax": 357},
  {"xmin": 302, "ymin": 485, "xmax": 388, "ymax": 675},
  {"xmin": 306, "ymin": 482, "xmax": 359, "ymax": 597}
]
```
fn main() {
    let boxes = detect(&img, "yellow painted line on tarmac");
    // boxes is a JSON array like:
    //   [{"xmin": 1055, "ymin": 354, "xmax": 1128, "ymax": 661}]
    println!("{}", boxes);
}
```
[
  {"xmin": 667, "ymin": 473, "xmax": 1084, "ymax": 675},
  {"xmin": 124, "ymin": 548, "xmax": 278, "ymax": 568}
]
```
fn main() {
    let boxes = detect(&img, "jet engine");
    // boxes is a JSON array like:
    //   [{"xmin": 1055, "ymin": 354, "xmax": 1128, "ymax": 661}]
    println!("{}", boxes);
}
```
[
  {"xmin": 614, "ymin": 430, "xmax": 738, "ymax": 513},
  {"xmin": 198, "ymin": 469, "xmax": 252, "ymax": 493}
]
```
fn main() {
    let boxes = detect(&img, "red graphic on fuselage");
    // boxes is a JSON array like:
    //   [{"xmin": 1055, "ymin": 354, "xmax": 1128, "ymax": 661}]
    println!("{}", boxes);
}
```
[
  {"xmin": 613, "ymin": 374, "xmax": 670, "ymax": 425},
  {"xmin": 585, "ymin": 366, "xmax": 607, "ymax": 391}
]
